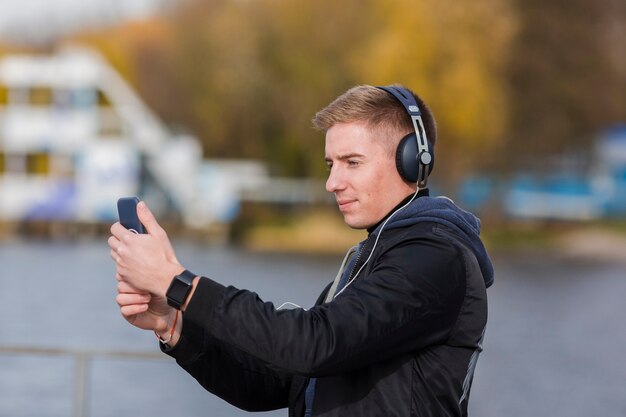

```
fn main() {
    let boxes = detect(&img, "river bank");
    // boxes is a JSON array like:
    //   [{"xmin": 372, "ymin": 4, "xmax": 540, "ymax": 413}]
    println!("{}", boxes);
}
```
[{"xmin": 4, "ymin": 203, "xmax": 626, "ymax": 259}]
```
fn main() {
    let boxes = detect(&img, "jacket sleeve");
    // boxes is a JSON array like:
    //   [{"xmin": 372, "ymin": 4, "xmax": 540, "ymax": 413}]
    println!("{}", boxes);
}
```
[
  {"xmin": 162, "ymin": 306, "xmax": 292, "ymax": 412},
  {"xmin": 181, "ymin": 231, "xmax": 467, "ymax": 378}
]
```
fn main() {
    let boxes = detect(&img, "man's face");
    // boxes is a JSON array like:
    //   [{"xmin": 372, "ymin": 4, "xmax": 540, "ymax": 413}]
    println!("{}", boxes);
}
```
[{"xmin": 325, "ymin": 121, "xmax": 413, "ymax": 229}]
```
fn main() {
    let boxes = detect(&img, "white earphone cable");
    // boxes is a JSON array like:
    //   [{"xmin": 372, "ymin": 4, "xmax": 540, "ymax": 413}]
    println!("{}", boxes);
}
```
[{"xmin": 334, "ymin": 189, "xmax": 419, "ymax": 298}]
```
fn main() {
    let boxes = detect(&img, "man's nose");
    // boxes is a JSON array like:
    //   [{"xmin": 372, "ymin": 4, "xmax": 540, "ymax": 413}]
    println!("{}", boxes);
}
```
[{"xmin": 326, "ymin": 166, "xmax": 344, "ymax": 193}]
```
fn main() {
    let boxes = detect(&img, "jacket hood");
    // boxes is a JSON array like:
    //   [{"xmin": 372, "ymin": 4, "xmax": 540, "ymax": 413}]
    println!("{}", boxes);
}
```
[{"xmin": 371, "ymin": 195, "xmax": 494, "ymax": 288}]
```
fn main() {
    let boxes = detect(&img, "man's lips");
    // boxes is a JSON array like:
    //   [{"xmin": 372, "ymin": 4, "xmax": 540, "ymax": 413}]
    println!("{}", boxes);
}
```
[{"xmin": 337, "ymin": 199, "xmax": 356, "ymax": 211}]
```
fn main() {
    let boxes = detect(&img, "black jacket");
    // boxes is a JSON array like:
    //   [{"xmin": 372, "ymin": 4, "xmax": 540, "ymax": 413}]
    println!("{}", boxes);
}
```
[{"xmin": 164, "ymin": 196, "xmax": 491, "ymax": 417}]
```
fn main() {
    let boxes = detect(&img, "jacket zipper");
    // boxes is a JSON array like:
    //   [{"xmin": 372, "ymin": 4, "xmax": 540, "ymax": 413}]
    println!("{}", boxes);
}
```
[{"xmin": 346, "ymin": 235, "xmax": 372, "ymax": 285}]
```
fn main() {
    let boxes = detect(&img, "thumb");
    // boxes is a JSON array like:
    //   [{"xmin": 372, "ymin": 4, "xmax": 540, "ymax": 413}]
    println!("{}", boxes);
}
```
[
  {"xmin": 137, "ymin": 201, "xmax": 178, "ymax": 262},
  {"xmin": 136, "ymin": 201, "xmax": 162, "ymax": 235}
]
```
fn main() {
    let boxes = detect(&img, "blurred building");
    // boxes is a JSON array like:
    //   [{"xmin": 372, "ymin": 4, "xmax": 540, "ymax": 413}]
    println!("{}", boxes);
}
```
[
  {"xmin": 594, "ymin": 125, "xmax": 626, "ymax": 217},
  {"xmin": 0, "ymin": 46, "xmax": 269, "ymax": 230},
  {"xmin": 458, "ymin": 125, "xmax": 626, "ymax": 221}
]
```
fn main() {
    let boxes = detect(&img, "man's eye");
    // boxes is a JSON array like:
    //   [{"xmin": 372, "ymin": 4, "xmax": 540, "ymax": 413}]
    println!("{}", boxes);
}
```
[{"xmin": 347, "ymin": 160, "xmax": 359, "ymax": 167}]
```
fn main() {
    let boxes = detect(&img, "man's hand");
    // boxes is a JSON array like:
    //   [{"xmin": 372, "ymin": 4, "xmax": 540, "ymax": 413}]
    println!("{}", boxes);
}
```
[
  {"xmin": 108, "ymin": 201, "xmax": 184, "ymax": 297},
  {"xmin": 109, "ymin": 201, "xmax": 189, "ymax": 345},
  {"xmin": 116, "ymin": 277, "xmax": 183, "ymax": 345},
  {"xmin": 115, "ymin": 278, "xmax": 170, "ymax": 330}
]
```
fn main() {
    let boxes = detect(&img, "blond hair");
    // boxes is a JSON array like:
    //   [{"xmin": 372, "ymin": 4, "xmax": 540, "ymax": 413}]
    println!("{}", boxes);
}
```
[{"xmin": 312, "ymin": 84, "xmax": 436, "ymax": 154}]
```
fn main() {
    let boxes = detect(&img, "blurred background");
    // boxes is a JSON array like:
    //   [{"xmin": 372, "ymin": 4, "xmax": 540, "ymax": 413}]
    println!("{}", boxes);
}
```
[{"xmin": 0, "ymin": 0, "xmax": 625, "ymax": 416}]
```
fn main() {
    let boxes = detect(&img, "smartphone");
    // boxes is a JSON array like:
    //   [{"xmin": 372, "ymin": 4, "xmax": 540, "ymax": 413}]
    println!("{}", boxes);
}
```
[{"xmin": 117, "ymin": 197, "xmax": 145, "ymax": 234}]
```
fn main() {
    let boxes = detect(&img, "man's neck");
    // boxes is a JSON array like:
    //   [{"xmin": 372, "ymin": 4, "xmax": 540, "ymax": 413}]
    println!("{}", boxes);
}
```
[{"xmin": 366, "ymin": 188, "xmax": 429, "ymax": 234}]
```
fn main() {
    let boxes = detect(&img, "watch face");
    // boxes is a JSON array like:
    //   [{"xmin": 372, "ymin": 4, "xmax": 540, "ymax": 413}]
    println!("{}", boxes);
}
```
[
  {"xmin": 167, "ymin": 270, "xmax": 195, "ymax": 309},
  {"xmin": 169, "ymin": 280, "xmax": 190, "ymax": 301}
]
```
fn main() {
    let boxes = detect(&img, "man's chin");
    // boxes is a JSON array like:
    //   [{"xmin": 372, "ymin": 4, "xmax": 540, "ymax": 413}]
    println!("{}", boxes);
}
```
[{"xmin": 342, "ymin": 215, "xmax": 370, "ymax": 230}]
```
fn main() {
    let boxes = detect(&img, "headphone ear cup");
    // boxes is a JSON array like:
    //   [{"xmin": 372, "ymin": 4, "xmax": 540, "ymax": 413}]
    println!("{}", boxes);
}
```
[
  {"xmin": 396, "ymin": 133, "xmax": 419, "ymax": 182},
  {"xmin": 396, "ymin": 133, "xmax": 435, "ymax": 184}
]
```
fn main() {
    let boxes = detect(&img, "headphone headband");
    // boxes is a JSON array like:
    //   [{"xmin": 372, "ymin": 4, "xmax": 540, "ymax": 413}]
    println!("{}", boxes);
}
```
[{"xmin": 377, "ymin": 86, "xmax": 421, "ymax": 116}]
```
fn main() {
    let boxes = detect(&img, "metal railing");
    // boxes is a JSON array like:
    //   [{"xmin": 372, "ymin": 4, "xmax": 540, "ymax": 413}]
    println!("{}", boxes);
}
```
[{"xmin": 0, "ymin": 345, "xmax": 167, "ymax": 417}]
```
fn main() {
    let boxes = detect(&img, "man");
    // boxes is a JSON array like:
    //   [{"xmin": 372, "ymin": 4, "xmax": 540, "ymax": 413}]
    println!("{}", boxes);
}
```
[{"xmin": 109, "ymin": 84, "xmax": 494, "ymax": 416}]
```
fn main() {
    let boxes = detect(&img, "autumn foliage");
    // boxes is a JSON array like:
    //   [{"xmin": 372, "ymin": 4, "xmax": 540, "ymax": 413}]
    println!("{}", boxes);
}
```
[{"xmin": 69, "ymin": 0, "xmax": 626, "ymax": 183}]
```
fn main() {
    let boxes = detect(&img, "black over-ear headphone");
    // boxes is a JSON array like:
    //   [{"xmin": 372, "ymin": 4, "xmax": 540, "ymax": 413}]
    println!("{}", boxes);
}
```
[{"xmin": 377, "ymin": 86, "xmax": 433, "ymax": 188}]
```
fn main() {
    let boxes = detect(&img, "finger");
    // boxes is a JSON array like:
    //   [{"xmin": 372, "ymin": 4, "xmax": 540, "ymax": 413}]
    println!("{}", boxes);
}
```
[
  {"xmin": 136, "ymin": 201, "xmax": 163, "ymax": 237},
  {"xmin": 120, "ymin": 303, "xmax": 149, "ymax": 317},
  {"xmin": 137, "ymin": 201, "xmax": 179, "ymax": 263},
  {"xmin": 118, "ymin": 280, "xmax": 149, "ymax": 294},
  {"xmin": 117, "ymin": 292, "xmax": 151, "ymax": 307},
  {"xmin": 107, "ymin": 235, "xmax": 120, "ymax": 251},
  {"xmin": 110, "ymin": 249, "xmax": 120, "ymax": 263},
  {"xmin": 110, "ymin": 222, "xmax": 133, "ymax": 240}
]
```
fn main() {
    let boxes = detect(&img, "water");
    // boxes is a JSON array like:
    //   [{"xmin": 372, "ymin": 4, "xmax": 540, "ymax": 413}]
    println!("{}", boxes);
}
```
[
  {"xmin": 1, "ymin": 239, "xmax": 625, "ymax": 417},
  {"xmin": 470, "ymin": 254, "xmax": 626, "ymax": 417},
  {"xmin": 0, "ymin": 239, "xmax": 336, "ymax": 417}
]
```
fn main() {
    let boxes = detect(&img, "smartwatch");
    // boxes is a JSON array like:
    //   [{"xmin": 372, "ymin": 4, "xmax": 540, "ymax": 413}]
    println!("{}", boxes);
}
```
[{"xmin": 166, "ymin": 269, "xmax": 196, "ymax": 310}]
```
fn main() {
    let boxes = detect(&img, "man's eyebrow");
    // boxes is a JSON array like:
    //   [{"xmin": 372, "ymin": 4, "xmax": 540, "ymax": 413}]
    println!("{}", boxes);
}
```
[{"xmin": 325, "ymin": 152, "xmax": 366, "ymax": 162}]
